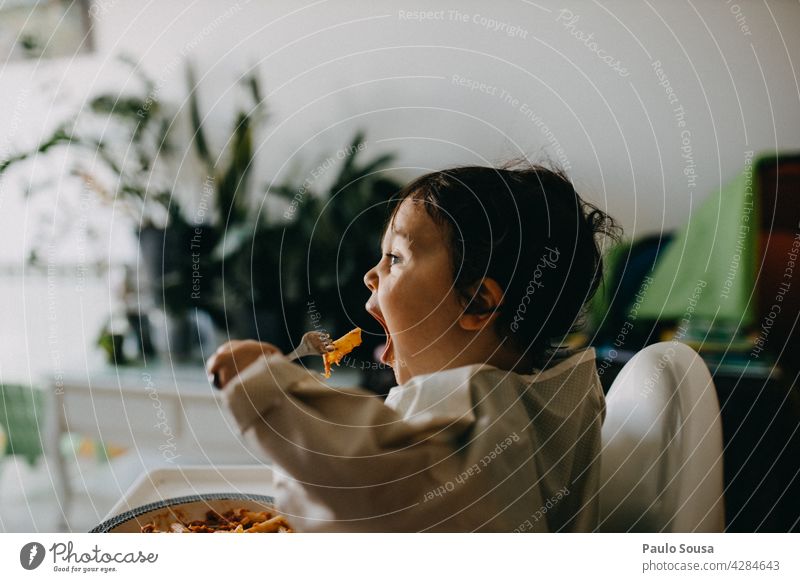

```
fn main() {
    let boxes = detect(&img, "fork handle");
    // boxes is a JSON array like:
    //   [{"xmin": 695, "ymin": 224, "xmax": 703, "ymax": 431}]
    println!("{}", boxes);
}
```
[{"xmin": 285, "ymin": 346, "xmax": 310, "ymax": 361}]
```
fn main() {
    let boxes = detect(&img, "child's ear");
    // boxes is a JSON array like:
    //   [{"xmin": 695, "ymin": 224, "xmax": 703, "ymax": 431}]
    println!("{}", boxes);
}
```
[{"xmin": 458, "ymin": 277, "xmax": 505, "ymax": 331}]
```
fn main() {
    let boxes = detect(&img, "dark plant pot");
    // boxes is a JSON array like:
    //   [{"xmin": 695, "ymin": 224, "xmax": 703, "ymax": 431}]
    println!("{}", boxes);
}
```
[
  {"xmin": 137, "ymin": 226, "xmax": 167, "ymax": 309},
  {"xmin": 165, "ymin": 311, "xmax": 193, "ymax": 361},
  {"xmin": 138, "ymin": 225, "xmax": 194, "ymax": 309},
  {"xmin": 160, "ymin": 309, "xmax": 222, "ymax": 363},
  {"xmin": 139, "ymin": 225, "xmax": 221, "ymax": 361}
]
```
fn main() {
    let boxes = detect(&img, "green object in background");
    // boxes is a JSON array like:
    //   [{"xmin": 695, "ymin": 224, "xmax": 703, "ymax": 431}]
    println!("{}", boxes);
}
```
[
  {"xmin": 0, "ymin": 423, "xmax": 6, "ymax": 457},
  {"xmin": 0, "ymin": 384, "xmax": 45, "ymax": 466},
  {"xmin": 586, "ymin": 239, "xmax": 634, "ymax": 332},
  {"xmin": 634, "ymin": 155, "xmax": 762, "ymax": 328},
  {"xmin": 96, "ymin": 326, "xmax": 129, "ymax": 366}
]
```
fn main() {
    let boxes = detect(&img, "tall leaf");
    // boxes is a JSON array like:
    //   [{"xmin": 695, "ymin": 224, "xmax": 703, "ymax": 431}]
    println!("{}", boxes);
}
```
[
  {"xmin": 186, "ymin": 62, "xmax": 213, "ymax": 168},
  {"xmin": 217, "ymin": 112, "xmax": 254, "ymax": 226}
]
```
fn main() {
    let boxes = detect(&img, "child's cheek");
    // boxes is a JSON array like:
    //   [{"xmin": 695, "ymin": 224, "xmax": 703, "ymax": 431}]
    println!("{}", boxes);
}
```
[
  {"xmin": 377, "ymin": 275, "xmax": 401, "ymax": 319},
  {"xmin": 382, "ymin": 276, "xmax": 417, "ymax": 329}
]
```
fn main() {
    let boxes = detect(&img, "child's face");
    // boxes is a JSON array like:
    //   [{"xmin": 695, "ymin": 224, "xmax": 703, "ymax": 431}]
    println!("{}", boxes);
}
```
[{"xmin": 363, "ymin": 198, "xmax": 467, "ymax": 384}]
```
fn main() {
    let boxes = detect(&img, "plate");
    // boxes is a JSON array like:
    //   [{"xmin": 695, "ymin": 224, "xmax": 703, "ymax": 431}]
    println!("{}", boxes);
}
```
[
  {"xmin": 105, "ymin": 465, "xmax": 275, "ymax": 519},
  {"xmin": 91, "ymin": 493, "xmax": 279, "ymax": 533}
]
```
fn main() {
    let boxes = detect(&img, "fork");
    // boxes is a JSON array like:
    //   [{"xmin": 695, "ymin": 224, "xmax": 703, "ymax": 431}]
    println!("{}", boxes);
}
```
[
  {"xmin": 210, "ymin": 331, "xmax": 334, "ymax": 389},
  {"xmin": 285, "ymin": 331, "xmax": 335, "ymax": 361}
]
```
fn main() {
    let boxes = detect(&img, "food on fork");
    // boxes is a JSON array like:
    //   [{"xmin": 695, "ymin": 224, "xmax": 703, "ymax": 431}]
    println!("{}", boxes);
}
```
[{"xmin": 322, "ymin": 327, "xmax": 362, "ymax": 378}]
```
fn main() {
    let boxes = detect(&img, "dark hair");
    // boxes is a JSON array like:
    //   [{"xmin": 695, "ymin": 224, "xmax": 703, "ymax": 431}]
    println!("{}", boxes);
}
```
[{"xmin": 387, "ymin": 160, "xmax": 621, "ymax": 368}]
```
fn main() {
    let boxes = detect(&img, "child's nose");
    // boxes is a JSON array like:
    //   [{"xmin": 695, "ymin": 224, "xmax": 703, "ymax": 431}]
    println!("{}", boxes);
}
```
[{"xmin": 363, "ymin": 265, "xmax": 377, "ymax": 292}]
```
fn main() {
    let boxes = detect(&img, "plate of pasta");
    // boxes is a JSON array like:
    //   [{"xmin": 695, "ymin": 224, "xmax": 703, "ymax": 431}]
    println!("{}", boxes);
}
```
[{"xmin": 90, "ymin": 493, "xmax": 293, "ymax": 533}]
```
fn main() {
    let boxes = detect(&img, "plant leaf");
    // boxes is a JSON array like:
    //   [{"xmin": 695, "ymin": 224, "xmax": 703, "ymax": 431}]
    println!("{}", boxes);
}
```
[
  {"xmin": 334, "ymin": 130, "xmax": 366, "ymax": 185},
  {"xmin": 211, "ymin": 222, "xmax": 254, "ymax": 260},
  {"xmin": 0, "ymin": 126, "xmax": 73, "ymax": 175},
  {"xmin": 218, "ymin": 112, "xmax": 254, "ymax": 225},
  {"xmin": 186, "ymin": 62, "xmax": 213, "ymax": 167}
]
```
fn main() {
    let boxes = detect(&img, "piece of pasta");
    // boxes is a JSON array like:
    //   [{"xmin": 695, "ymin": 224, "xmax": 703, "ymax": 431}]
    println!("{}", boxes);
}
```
[{"xmin": 322, "ymin": 327, "xmax": 362, "ymax": 378}]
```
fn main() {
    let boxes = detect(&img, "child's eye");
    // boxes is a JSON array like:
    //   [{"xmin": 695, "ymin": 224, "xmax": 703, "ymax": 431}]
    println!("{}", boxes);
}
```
[{"xmin": 385, "ymin": 253, "xmax": 401, "ymax": 266}]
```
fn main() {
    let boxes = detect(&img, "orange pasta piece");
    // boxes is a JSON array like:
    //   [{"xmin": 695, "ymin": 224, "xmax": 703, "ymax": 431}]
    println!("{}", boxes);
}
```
[{"xmin": 322, "ymin": 328, "xmax": 362, "ymax": 378}]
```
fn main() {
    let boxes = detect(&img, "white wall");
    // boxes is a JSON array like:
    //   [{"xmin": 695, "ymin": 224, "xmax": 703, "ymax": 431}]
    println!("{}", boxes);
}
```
[{"xmin": 1, "ymin": 0, "xmax": 799, "ymax": 261}]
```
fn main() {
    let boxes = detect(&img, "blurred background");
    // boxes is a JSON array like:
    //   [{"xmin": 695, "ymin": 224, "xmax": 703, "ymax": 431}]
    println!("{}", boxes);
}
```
[{"xmin": 0, "ymin": 0, "xmax": 798, "ymax": 533}]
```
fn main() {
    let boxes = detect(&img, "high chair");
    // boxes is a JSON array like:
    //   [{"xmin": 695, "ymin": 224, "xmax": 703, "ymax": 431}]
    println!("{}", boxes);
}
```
[{"xmin": 598, "ymin": 341, "xmax": 726, "ymax": 532}]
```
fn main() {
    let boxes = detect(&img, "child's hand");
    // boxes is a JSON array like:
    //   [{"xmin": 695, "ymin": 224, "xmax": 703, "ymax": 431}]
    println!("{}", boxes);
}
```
[{"xmin": 206, "ymin": 340, "xmax": 282, "ymax": 389}]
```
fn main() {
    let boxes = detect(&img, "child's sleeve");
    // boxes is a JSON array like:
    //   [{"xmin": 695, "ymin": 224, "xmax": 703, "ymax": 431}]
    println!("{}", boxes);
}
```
[
  {"xmin": 221, "ymin": 353, "xmax": 554, "ymax": 531},
  {"xmin": 222, "ymin": 353, "xmax": 475, "ymax": 490}
]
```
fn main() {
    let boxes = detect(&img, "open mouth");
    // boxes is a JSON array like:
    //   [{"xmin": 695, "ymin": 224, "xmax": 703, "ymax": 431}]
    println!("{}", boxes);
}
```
[{"xmin": 366, "ymin": 304, "xmax": 394, "ymax": 365}]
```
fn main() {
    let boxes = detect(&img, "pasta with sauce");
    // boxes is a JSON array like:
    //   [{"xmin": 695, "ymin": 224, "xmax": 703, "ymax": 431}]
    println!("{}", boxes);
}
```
[{"xmin": 140, "ymin": 507, "xmax": 293, "ymax": 533}]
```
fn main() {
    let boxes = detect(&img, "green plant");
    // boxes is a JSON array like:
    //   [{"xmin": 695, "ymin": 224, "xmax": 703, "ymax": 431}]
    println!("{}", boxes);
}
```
[
  {"xmin": 262, "ymin": 131, "xmax": 403, "ymax": 345},
  {"xmin": 172, "ymin": 62, "xmax": 271, "ymax": 327},
  {"xmin": 0, "ymin": 55, "xmax": 271, "ymax": 329},
  {"xmin": 0, "ymin": 54, "xmax": 175, "ymax": 230},
  {"xmin": 185, "ymin": 62, "xmax": 268, "ymax": 230},
  {"xmin": 96, "ymin": 325, "xmax": 127, "ymax": 366},
  {"xmin": 1, "ymin": 53, "xmax": 403, "ymax": 356}
]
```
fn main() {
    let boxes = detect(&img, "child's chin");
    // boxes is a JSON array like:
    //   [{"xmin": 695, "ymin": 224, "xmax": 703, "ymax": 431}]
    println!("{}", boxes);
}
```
[
  {"xmin": 388, "ymin": 352, "xmax": 410, "ymax": 384},
  {"xmin": 380, "ymin": 339, "xmax": 395, "ymax": 366},
  {"xmin": 391, "ymin": 367, "xmax": 406, "ymax": 385}
]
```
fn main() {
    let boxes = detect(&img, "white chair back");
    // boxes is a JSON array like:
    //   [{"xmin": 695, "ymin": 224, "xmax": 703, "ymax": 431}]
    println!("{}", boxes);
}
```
[{"xmin": 598, "ymin": 341, "xmax": 725, "ymax": 532}]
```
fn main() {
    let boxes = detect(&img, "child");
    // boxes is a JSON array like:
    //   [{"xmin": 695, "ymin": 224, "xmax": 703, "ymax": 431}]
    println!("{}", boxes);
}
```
[{"xmin": 207, "ymin": 161, "xmax": 618, "ymax": 532}]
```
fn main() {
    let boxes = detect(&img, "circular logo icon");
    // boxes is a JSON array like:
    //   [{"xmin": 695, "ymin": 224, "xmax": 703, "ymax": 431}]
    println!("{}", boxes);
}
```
[{"xmin": 20, "ymin": 542, "xmax": 46, "ymax": 570}]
